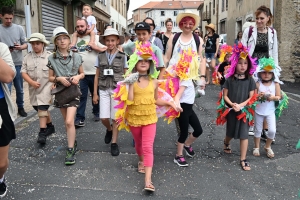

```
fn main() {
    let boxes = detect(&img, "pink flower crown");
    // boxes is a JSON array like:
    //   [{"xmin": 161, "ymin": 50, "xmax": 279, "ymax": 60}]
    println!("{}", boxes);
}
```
[{"xmin": 226, "ymin": 42, "xmax": 257, "ymax": 78}]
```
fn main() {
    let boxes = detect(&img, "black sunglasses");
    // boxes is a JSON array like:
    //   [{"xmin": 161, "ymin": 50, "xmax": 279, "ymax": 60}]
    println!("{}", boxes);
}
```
[{"xmin": 147, "ymin": 23, "xmax": 155, "ymax": 27}]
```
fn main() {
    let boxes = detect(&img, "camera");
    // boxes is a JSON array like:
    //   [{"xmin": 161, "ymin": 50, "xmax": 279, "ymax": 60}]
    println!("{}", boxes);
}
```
[
  {"xmin": 103, "ymin": 69, "xmax": 113, "ymax": 76},
  {"xmin": 9, "ymin": 46, "xmax": 15, "ymax": 50}
]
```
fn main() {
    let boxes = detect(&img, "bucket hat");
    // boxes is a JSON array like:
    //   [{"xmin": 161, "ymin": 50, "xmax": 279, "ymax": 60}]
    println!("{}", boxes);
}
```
[
  {"xmin": 27, "ymin": 33, "xmax": 50, "ymax": 46},
  {"xmin": 205, "ymin": 23, "xmax": 216, "ymax": 32},
  {"xmin": 100, "ymin": 28, "xmax": 124, "ymax": 45},
  {"xmin": 176, "ymin": 10, "xmax": 200, "ymax": 30},
  {"xmin": 51, "ymin": 27, "xmax": 70, "ymax": 43}
]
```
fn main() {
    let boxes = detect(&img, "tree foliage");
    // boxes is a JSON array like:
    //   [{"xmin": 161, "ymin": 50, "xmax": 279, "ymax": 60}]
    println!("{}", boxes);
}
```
[{"xmin": 0, "ymin": 0, "xmax": 16, "ymax": 11}]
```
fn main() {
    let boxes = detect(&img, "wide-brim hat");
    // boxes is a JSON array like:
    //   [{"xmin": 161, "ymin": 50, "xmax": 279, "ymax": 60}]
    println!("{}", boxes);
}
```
[
  {"xmin": 27, "ymin": 33, "xmax": 50, "ymax": 46},
  {"xmin": 176, "ymin": 10, "xmax": 200, "ymax": 31},
  {"xmin": 205, "ymin": 23, "xmax": 215, "ymax": 31},
  {"xmin": 100, "ymin": 28, "xmax": 124, "ymax": 45},
  {"xmin": 51, "ymin": 27, "xmax": 70, "ymax": 43}
]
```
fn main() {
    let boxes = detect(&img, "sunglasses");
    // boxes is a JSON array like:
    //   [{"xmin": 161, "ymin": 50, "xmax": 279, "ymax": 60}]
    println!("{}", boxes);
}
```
[{"xmin": 147, "ymin": 23, "xmax": 155, "ymax": 27}]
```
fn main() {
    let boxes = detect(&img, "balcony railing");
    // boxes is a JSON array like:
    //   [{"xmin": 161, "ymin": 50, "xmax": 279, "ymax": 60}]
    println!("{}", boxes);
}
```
[{"xmin": 202, "ymin": 11, "xmax": 211, "ymax": 21}]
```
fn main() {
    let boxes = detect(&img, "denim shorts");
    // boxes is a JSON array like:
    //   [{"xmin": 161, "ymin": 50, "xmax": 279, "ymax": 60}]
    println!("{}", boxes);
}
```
[{"xmin": 205, "ymin": 53, "xmax": 216, "ymax": 60}]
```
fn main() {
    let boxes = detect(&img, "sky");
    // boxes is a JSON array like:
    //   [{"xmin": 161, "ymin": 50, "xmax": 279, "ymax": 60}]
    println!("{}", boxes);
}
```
[{"xmin": 127, "ymin": 0, "xmax": 158, "ymax": 19}]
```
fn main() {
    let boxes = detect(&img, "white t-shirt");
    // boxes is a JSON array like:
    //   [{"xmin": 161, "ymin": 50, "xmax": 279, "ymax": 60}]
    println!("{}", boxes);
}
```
[
  {"xmin": 168, "ymin": 36, "xmax": 198, "ymax": 105},
  {"xmin": 180, "ymin": 80, "xmax": 195, "ymax": 104},
  {"xmin": 75, "ymin": 35, "xmax": 104, "ymax": 75},
  {"xmin": 82, "ymin": 16, "xmax": 97, "ymax": 34}
]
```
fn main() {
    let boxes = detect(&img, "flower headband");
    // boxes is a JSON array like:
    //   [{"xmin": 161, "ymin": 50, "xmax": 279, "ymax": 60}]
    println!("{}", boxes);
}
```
[
  {"xmin": 218, "ymin": 44, "xmax": 233, "ymax": 63},
  {"xmin": 125, "ymin": 41, "xmax": 160, "ymax": 78},
  {"xmin": 258, "ymin": 57, "xmax": 275, "ymax": 72},
  {"xmin": 226, "ymin": 42, "xmax": 257, "ymax": 78}
]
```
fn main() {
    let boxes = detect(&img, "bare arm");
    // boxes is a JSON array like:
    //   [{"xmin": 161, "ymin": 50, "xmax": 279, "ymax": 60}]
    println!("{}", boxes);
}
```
[
  {"xmin": 22, "ymin": 72, "xmax": 40, "ymax": 89},
  {"xmin": 164, "ymin": 34, "xmax": 174, "ymax": 68},
  {"xmin": 223, "ymin": 88, "xmax": 235, "ymax": 107},
  {"xmin": 0, "ymin": 57, "xmax": 14, "ymax": 83},
  {"xmin": 215, "ymin": 38, "xmax": 220, "ymax": 57},
  {"xmin": 268, "ymin": 83, "xmax": 281, "ymax": 101},
  {"xmin": 92, "ymin": 68, "xmax": 100, "ymax": 104},
  {"xmin": 198, "ymin": 37, "xmax": 206, "ymax": 87},
  {"xmin": 128, "ymin": 84, "xmax": 134, "ymax": 101}
]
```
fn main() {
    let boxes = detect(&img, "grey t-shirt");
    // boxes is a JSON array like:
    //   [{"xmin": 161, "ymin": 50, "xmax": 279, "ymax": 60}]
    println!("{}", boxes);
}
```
[{"xmin": 0, "ymin": 24, "xmax": 26, "ymax": 66}]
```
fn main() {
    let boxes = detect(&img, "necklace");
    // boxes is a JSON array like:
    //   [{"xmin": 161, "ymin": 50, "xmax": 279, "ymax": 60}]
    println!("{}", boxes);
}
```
[{"xmin": 58, "ymin": 56, "xmax": 71, "ymax": 66}]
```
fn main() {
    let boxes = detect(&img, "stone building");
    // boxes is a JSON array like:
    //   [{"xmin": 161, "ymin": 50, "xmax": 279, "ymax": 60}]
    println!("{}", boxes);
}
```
[
  {"xmin": 132, "ymin": 1, "xmax": 161, "ymax": 26},
  {"xmin": 110, "ymin": 0, "xmax": 127, "ymax": 33}
]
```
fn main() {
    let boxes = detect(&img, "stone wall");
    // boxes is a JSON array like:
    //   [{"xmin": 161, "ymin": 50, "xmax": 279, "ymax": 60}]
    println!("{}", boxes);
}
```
[{"xmin": 275, "ymin": 0, "xmax": 300, "ymax": 82}]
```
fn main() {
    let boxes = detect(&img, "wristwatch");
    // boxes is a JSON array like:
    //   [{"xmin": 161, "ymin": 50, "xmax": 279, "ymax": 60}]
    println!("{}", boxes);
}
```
[{"xmin": 200, "ymin": 75, "xmax": 206, "ymax": 78}]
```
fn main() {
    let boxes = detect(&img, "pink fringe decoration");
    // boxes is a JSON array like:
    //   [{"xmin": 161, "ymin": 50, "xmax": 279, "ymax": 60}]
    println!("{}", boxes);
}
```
[{"xmin": 226, "ymin": 42, "xmax": 257, "ymax": 78}]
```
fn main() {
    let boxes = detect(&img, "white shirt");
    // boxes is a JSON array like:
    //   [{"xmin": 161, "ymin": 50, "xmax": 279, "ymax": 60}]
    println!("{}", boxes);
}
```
[
  {"xmin": 180, "ymin": 80, "xmax": 195, "ymax": 104},
  {"xmin": 82, "ymin": 16, "xmax": 97, "ymax": 34}
]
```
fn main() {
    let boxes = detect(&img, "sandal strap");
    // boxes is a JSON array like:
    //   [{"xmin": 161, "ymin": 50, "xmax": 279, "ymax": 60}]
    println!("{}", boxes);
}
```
[{"xmin": 241, "ymin": 159, "xmax": 250, "ymax": 166}]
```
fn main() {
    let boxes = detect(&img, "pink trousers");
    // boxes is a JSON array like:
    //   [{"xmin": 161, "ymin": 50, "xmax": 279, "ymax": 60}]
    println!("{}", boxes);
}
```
[{"xmin": 129, "ymin": 123, "xmax": 156, "ymax": 167}]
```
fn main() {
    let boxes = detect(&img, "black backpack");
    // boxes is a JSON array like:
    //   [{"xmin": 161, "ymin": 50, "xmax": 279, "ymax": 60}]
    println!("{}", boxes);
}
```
[{"xmin": 171, "ymin": 32, "xmax": 200, "ymax": 56}]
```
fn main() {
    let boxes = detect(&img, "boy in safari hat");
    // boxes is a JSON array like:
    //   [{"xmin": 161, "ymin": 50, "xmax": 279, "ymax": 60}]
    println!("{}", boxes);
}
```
[{"xmin": 93, "ymin": 28, "xmax": 127, "ymax": 156}]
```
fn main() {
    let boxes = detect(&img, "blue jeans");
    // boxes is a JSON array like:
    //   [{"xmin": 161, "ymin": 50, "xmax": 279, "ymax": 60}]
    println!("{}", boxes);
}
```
[
  {"xmin": 75, "ymin": 75, "xmax": 99, "ymax": 121},
  {"xmin": 8, "ymin": 65, "xmax": 24, "ymax": 108},
  {"xmin": 205, "ymin": 52, "xmax": 216, "ymax": 60}
]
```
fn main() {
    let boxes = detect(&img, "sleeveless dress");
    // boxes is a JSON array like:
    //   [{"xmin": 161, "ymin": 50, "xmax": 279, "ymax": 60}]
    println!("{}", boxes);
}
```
[
  {"xmin": 256, "ymin": 81, "xmax": 276, "ymax": 116},
  {"xmin": 126, "ymin": 78, "xmax": 157, "ymax": 127}
]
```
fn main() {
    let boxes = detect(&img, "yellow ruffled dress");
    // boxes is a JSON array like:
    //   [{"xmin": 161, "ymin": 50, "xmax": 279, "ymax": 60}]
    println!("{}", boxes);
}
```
[{"xmin": 126, "ymin": 79, "xmax": 157, "ymax": 127}]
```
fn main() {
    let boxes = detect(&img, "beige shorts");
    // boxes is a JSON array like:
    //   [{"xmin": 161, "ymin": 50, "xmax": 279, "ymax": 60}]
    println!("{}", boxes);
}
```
[{"xmin": 99, "ymin": 88, "xmax": 117, "ymax": 120}]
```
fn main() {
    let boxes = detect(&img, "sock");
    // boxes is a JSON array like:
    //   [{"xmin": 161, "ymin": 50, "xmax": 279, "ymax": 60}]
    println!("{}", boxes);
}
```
[
  {"xmin": 47, "ymin": 122, "xmax": 53, "ymax": 127},
  {"xmin": 0, "ymin": 176, "xmax": 4, "ymax": 183},
  {"xmin": 40, "ymin": 128, "xmax": 46, "ymax": 132}
]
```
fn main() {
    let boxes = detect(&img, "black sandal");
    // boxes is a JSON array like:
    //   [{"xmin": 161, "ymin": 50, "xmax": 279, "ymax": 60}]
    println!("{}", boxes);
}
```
[
  {"xmin": 240, "ymin": 159, "xmax": 251, "ymax": 171},
  {"xmin": 223, "ymin": 140, "xmax": 232, "ymax": 154}
]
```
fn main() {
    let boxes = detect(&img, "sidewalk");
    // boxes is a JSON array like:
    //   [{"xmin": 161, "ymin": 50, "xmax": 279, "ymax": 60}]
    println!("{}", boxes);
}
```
[{"xmin": 6, "ymin": 84, "xmax": 300, "ymax": 199}]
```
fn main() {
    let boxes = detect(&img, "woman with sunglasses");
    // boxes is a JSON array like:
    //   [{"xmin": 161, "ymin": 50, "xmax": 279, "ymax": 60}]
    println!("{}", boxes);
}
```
[{"xmin": 143, "ymin": 17, "xmax": 164, "ymax": 52}]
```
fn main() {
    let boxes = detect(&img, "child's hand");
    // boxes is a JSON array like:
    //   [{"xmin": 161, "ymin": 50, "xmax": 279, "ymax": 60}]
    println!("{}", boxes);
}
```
[
  {"xmin": 93, "ymin": 94, "xmax": 99, "ymax": 104},
  {"xmin": 170, "ymin": 101, "xmax": 182, "ymax": 112},
  {"xmin": 58, "ymin": 77, "xmax": 71, "ymax": 87},
  {"xmin": 30, "ymin": 81, "xmax": 40, "ymax": 89}
]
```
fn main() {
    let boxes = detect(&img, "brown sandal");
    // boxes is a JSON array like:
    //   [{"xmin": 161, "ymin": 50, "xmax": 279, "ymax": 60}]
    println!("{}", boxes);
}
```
[
  {"xmin": 223, "ymin": 140, "xmax": 232, "ymax": 154},
  {"xmin": 138, "ymin": 161, "xmax": 145, "ymax": 174},
  {"xmin": 144, "ymin": 182, "xmax": 155, "ymax": 192}
]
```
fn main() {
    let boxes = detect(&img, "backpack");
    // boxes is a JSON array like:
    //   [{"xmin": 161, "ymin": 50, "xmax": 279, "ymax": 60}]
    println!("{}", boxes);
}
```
[
  {"xmin": 171, "ymin": 32, "xmax": 200, "ymax": 56},
  {"xmin": 247, "ymin": 26, "xmax": 274, "ymax": 46}
]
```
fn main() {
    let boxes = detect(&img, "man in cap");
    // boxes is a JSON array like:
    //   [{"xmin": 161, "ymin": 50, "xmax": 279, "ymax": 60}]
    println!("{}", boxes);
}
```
[
  {"xmin": 0, "ymin": 6, "xmax": 28, "ymax": 117},
  {"xmin": 73, "ymin": 19, "xmax": 107, "ymax": 127}
]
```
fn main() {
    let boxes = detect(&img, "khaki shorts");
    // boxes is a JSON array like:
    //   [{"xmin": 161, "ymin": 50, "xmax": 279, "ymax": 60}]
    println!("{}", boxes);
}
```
[{"xmin": 99, "ymin": 88, "xmax": 117, "ymax": 120}]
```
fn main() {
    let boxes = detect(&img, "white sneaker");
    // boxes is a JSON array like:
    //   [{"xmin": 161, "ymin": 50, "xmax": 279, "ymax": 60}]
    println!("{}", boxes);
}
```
[{"xmin": 248, "ymin": 126, "xmax": 254, "ymax": 136}]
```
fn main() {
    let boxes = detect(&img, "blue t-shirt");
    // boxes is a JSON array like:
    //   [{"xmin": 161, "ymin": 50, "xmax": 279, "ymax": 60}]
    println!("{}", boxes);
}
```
[{"xmin": 0, "ymin": 84, "xmax": 4, "ymax": 98}]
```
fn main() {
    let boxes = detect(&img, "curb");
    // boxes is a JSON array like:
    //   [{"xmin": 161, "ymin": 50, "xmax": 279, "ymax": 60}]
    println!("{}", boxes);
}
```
[{"xmin": 14, "ymin": 109, "xmax": 37, "ymax": 126}]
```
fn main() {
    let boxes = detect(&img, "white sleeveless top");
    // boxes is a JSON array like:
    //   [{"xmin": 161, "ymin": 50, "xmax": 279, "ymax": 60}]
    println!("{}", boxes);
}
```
[
  {"xmin": 255, "ymin": 81, "xmax": 276, "ymax": 116},
  {"xmin": 168, "ymin": 36, "xmax": 198, "ymax": 104}
]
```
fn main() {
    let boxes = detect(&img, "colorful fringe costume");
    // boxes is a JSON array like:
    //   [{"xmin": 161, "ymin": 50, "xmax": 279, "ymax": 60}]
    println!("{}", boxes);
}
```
[
  {"xmin": 113, "ymin": 41, "xmax": 176, "ymax": 131},
  {"xmin": 216, "ymin": 42, "xmax": 258, "ymax": 127}
]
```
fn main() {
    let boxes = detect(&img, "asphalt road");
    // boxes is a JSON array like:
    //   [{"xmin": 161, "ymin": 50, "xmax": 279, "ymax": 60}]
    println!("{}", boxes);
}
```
[{"xmin": 5, "ymin": 84, "xmax": 300, "ymax": 200}]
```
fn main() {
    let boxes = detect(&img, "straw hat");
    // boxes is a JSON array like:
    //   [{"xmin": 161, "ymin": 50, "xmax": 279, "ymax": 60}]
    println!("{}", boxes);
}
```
[
  {"xmin": 51, "ymin": 27, "xmax": 70, "ymax": 43},
  {"xmin": 205, "ymin": 23, "xmax": 215, "ymax": 32},
  {"xmin": 27, "ymin": 33, "xmax": 50, "ymax": 46},
  {"xmin": 100, "ymin": 28, "xmax": 124, "ymax": 45},
  {"xmin": 176, "ymin": 10, "xmax": 200, "ymax": 30}
]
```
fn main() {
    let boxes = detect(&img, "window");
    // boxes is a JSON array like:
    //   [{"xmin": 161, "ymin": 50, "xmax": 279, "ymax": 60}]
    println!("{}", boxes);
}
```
[
  {"xmin": 173, "ymin": 21, "xmax": 177, "ymax": 27},
  {"xmin": 161, "ymin": 11, "xmax": 165, "ymax": 16},
  {"xmin": 161, "ymin": 21, "xmax": 164, "ymax": 27},
  {"xmin": 213, "ymin": 0, "xmax": 215, "ymax": 14},
  {"xmin": 222, "ymin": 0, "xmax": 225, "ymax": 12},
  {"xmin": 226, "ymin": 0, "xmax": 228, "ymax": 11},
  {"xmin": 104, "ymin": 0, "xmax": 106, "ymax": 6},
  {"xmin": 174, "ymin": 11, "xmax": 178, "ymax": 16}
]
